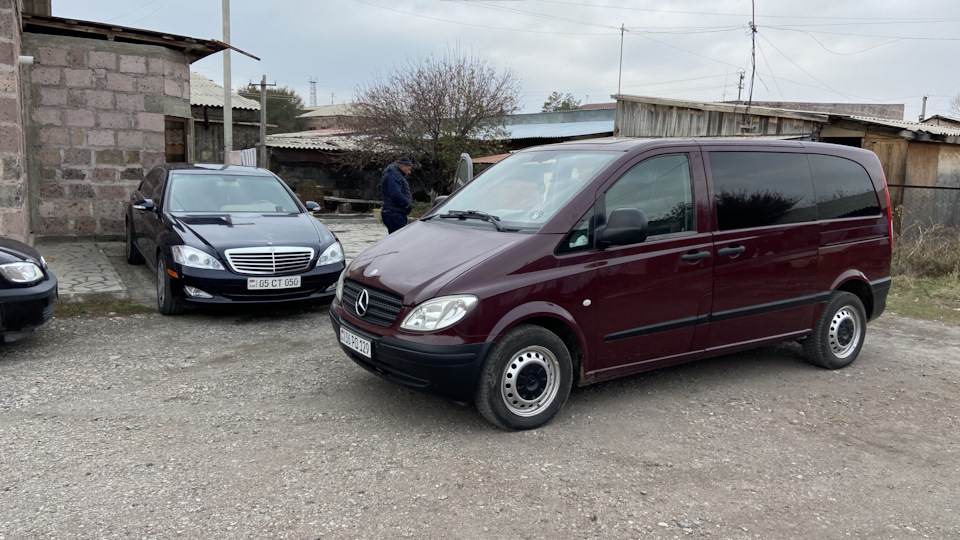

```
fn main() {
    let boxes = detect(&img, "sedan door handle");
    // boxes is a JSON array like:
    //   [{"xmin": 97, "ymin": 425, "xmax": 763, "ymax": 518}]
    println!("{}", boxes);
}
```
[
  {"xmin": 681, "ymin": 250, "xmax": 711, "ymax": 262},
  {"xmin": 718, "ymin": 245, "xmax": 746, "ymax": 257}
]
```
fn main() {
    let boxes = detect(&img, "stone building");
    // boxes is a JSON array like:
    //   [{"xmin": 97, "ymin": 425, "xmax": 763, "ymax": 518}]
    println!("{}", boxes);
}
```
[{"xmin": 0, "ymin": 1, "xmax": 227, "ymax": 242}]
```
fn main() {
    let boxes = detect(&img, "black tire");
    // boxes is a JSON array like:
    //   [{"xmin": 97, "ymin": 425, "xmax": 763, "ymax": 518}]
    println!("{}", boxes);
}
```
[
  {"xmin": 475, "ymin": 325, "xmax": 573, "ymax": 431},
  {"xmin": 156, "ymin": 255, "xmax": 183, "ymax": 316},
  {"xmin": 125, "ymin": 219, "xmax": 144, "ymax": 265},
  {"xmin": 803, "ymin": 291, "xmax": 867, "ymax": 369}
]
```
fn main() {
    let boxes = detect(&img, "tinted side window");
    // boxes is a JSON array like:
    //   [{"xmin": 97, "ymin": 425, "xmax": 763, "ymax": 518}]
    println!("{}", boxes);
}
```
[
  {"xmin": 139, "ymin": 168, "xmax": 161, "ymax": 200},
  {"xmin": 604, "ymin": 154, "xmax": 694, "ymax": 237},
  {"xmin": 710, "ymin": 152, "xmax": 816, "ymax": 231},
  {"xmin": 808, "ymin": 154, "xmax": 881, "ymax": 219}
]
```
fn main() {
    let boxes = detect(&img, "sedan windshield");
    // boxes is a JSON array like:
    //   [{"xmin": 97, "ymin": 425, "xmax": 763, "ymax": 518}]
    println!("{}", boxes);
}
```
[
  {"xmin": 166, "ymin": 174, "xmax": 301, "ymax": 213},
  {"xmin": 433, "ymin": 150, "xmax": 619, "ymax": 232}
]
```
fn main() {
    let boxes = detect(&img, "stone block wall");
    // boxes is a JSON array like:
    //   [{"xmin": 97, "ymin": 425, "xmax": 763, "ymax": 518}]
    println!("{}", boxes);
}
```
[
  {"xmin": 20, "ymin": 33, "xmax": 191, "ymax": 239},
  {"xmin": 0, "ymin": 0, "xmax": 28, "ymax": 241}
]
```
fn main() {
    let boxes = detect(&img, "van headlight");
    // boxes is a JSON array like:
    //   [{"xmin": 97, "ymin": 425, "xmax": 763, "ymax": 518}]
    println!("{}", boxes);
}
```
[
  {"xmin": 335, "ymin": 268, "xmax": 347, "ymax": 303},
  {"xmin": 401, "ymin": 295, "xmax": 478, "ymax": 332},
  {"xmin": 0, "ymin": 261, "xmax": 44, "ymax": 284},
  {"xmin": 319, "ymin": 242, "xmax": 344, "ymax": 266},
  {"xmin": 172, "ymin": 245, "xmax": 224, "ymax": 270}
]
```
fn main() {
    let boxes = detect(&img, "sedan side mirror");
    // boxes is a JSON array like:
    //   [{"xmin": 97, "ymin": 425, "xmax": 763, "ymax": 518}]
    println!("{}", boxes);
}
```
[
  {"xmin": 599, "ymin": 207, "xmax": 648, "ymax": 248},
  {"xmin": 305, "ymin": 201, "xmax": 320, "ymax": 212},
  {"xmin": 133, "ymin": 199, "xmax": 156, "ymax": 212}
]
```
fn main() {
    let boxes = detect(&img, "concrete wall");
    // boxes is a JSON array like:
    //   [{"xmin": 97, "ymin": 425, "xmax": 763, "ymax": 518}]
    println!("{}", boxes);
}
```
[
  {"xmin": 21, "ymin": 33, "xmax": 191, "ymax": 239},
  {"xmin": 0, "ymin": 0, "xmax": 29, "ymax": 242}
]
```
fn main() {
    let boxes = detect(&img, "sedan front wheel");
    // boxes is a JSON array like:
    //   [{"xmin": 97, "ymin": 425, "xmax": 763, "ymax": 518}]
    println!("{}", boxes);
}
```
[{"xmin": 156, "ymin": 255, "xmax": 183, "ymax": 316}]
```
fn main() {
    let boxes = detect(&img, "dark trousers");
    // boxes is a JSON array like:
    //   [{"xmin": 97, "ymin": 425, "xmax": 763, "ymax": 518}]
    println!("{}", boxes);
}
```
[{"xmin": 382, "ymin": 211, "xmax": 408, "ymax": 234}]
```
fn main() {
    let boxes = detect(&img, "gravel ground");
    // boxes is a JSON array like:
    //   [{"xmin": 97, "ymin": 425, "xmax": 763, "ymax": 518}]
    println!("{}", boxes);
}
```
[{"xmin": 1, "ymin": 306, "xmax": 958, "ymax": 539}]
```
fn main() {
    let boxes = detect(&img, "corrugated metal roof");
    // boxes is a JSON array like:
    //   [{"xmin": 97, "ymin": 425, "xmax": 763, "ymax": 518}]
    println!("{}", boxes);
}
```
[
  {"xmin": 265, "ymin": 130, "xmax": 360, "ymax": 151},
  {"xmin": 190, "ymin": 73, "xmax": 261, "ymax": 110},
  {"xmin": 846, "ymin": 115, "xmax": 960, "ymax": 139},
  {"xmin": 504, "ymin": 120, "xmax": 614, "ymax": 140},
  {"xmin": 297, "ymin": 104, "xmax": 356, "ymax": 118}
]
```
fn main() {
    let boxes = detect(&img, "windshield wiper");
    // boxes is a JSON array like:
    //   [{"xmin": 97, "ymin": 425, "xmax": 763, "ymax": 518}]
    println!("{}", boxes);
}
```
[{"xmin": 437, "ymin": 210, "xmax": 505, "ymax": 231}]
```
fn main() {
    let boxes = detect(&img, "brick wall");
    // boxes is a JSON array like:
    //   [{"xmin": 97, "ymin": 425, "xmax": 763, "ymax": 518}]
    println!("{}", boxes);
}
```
[
  {"xmin": 21, "ymin": 33, "xmax": 191, "ymax": 239},
  {"xmin": 0, "ymin": 0, "xmax": 28, "ymax": 241}
]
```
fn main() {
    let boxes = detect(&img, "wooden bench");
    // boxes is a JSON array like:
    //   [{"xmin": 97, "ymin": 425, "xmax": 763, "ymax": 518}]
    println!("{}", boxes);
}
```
[{"xmin": 323, "ymin": 196, "xmax": 381, "ymax": 214}]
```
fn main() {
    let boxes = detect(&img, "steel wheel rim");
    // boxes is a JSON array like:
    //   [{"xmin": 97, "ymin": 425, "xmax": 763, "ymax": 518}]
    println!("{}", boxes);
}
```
[
  {"xmin": 500, "ymin": 345, "xmax": 561, "ymax": 417},
  {"xmin": 157, "ymin": 259, "xmax": 166, "ymax": 306},
  {"xmin": 829, "ymin": 306, "xmax": 861, "ymax": 359}
]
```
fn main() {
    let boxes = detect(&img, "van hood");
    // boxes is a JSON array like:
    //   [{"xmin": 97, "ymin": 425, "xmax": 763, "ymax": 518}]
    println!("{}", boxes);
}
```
[{"xmin": 348, "ymin": 220, "xmax": 528, "ymax": 304}]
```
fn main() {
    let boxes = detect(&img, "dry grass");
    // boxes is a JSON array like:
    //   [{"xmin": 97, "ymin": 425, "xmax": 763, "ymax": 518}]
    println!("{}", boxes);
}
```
[
  {"xmin": 889, "ymin": 217, "xmax": 960, "ymax": 324},
  {"xmin": 54, "ymin": 298, "xmax": 153, "ymax": 318}
]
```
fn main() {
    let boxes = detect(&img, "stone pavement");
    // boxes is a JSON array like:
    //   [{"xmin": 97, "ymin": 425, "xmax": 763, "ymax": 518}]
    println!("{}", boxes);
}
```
[{"xmin": 38, "ymin": 217, "xmax": 389, "ymax": 303}]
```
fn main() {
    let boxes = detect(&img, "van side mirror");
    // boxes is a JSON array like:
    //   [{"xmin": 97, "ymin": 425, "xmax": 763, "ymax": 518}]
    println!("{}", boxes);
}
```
[
  {"xmin": 599, "ymin": 207, "xmax": 648, "ymax": 247},
  {"xmin": 133, "ymin": 199, "xmax": 156, "ymax": 212},
  {"xmin": 432, "ymin": 195, "xmax": 449, "ymax": 208}
]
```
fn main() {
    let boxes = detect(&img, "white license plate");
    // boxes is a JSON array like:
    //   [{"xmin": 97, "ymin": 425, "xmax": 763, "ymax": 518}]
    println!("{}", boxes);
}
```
[
  {"xmin": 247, "ymin": 276, "xmax": 302, "ymax": 290},
  {"xmin": 340, "ymin": 327, "xmax": 372, "ymax": 358}
]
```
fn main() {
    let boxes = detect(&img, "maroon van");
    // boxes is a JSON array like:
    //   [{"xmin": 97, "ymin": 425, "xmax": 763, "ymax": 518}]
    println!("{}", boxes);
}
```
[{"xmin": 330, "ymin": 138, "xmax": 892, "ymax": 430}]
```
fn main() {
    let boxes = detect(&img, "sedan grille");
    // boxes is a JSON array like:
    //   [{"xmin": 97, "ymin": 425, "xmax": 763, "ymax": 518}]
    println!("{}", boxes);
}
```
[
  {"xmin": 343, "ymin": 279, "xmax": 403, "ymax": 327},
  {"xmin": 225, "ymin": 246, "xmax": 314, "ymax": 275}
]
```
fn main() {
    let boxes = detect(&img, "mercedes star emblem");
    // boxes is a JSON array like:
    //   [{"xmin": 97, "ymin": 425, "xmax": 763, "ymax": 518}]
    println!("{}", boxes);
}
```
[{"xmin": 356, "ymin": 289, "xmax": 370, "ymax": 317}]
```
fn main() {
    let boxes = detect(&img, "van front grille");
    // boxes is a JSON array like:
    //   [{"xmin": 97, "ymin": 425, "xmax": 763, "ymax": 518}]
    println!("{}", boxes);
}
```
[
  {"xmin": 225, "ymin": 247, "xmax": 314, "ymax": 275},
  {"xmin": 343, "ymin": 279, "xmax": 403, "ymax": 327}
]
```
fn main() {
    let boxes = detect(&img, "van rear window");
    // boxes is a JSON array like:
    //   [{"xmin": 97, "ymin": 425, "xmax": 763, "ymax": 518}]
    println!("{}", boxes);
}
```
[
  {"xmin": 709, "ymin": 152, "xmax": 816, "ymax": 231},
  {"xmin": 808, "ymin": 154, "xmax": 881, "ymax": 219}
]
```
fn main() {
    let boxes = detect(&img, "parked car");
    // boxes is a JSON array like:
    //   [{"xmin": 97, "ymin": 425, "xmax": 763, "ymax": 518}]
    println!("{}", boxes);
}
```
[
  {"xmin": 330, "ymin": 138, "xmax": 893, "ymax": 430},
  {"xmin": 125, "ymin": 164, "xmax": 345, "ymax": 315},
  {"xmin": 0, "ymin": 236, "xmax": 57, "ymax": 342}
]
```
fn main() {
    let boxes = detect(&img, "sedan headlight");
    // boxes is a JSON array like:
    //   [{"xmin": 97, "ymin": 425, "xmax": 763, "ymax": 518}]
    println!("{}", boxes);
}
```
[
  {"xmin": 319, "ymin": 242, "xmax": 344, "ymax": 266},
  {"xmin": 172, "ymin": 245, "xmax": 225, "ymax": 270},
  {"xmin": 0, "ymin": 262, "xmax": 44, "ymax": 284},
  {"xmin": 401, "ymin": 295, "xmax": 478, "ymax": 332}
]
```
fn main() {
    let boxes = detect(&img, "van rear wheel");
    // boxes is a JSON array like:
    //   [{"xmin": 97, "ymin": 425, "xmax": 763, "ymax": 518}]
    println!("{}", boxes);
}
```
[
  {"xmin": 803, "ymin": 291, "xmax": 866, "ymax": 369},
  {"xmin": 475, "ymin": 325, "xmax": 572, "ymax": 431}
]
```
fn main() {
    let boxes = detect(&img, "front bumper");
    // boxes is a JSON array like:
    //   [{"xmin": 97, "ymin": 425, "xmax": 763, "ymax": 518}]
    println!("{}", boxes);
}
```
[
  {"xmin": 329, "ymin": 306, "xmax": 493, "ymax": 402},
  {"xmin": 173, "ymin": 262, "xmax": 344, "ymax": 306},
  {"xmin": 0, "ymin": 274, "xmax": 57, "ymax": 342}
]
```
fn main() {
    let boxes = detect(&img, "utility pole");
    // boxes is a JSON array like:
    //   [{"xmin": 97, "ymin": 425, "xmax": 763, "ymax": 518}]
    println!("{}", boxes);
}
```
[
  {"xmin": 617, "ymin": 23, "xmax": 625, "ymax": 95},
  {"xmin": 747, "ymin": 0, "xmax": 757, "ymax": 107},
  {"xmin": 259, "ymin": 75, "xmax": 276, "ymax": 168},
  {"xmin": 919, "ymin": 94, "xmax": 929, "ymax": 122},
  {"xmin": 308, "ymin": 77, "xmax": 317, "ymax": 107},
  {"xmin": 222, "ymin": 0, "xmax": 232, "ymax": 165},
  {"xmin": 737, "ymin": 68, "xmax": 746, "ymax": 102}
]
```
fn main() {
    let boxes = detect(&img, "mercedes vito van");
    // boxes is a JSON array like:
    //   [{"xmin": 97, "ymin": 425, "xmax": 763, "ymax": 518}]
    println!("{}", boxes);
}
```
[{"xmin": 330, "ymin": 138, "xmax": 892, "ymax": 430}]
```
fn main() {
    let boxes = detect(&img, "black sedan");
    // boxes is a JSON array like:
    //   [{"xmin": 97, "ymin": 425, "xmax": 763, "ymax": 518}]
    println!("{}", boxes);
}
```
[
  {"xmin": 0, "ymin": 236, "xmax": 57, "ymax": 342},
  {"xmin": 125, "ymin": 164, "xmax": 345, "ymax": 315}
]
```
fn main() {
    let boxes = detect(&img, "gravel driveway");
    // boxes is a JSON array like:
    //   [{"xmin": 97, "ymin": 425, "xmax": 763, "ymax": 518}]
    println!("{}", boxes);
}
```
[{"xmin": 1, "ymin": 303, "xmax": 958, "ymax": 539}]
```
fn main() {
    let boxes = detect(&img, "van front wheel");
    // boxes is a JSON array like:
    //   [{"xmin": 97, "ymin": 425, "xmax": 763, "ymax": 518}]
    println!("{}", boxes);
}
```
[
  {"xmin": 803, "ymin": 291, "xmax": 866, "ymax": 369},
  {"xmin": 475, "ymin": 325, "xmax": 572, "ymax": 431}
]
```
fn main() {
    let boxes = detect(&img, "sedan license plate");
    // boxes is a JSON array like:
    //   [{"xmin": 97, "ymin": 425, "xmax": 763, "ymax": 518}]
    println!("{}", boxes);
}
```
[
  {"xmin": 340, "ymin": 327, "xmax": 372, "ymax": 358},
  {"xmin": 247, "ymin": 276, "xmax": 302, "ymax": 290}
]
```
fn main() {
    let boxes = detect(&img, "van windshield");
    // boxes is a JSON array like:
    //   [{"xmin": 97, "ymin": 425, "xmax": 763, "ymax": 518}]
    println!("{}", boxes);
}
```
[{"xmin": 432, "ymin": 150, "xmax": 619, "ymax": 232}]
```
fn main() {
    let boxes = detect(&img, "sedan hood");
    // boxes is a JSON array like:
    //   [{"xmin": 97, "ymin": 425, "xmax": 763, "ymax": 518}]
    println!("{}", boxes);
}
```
[
  {"xmin": 347, "ymin": 220, "xmax": 529, "ymax": 305},
  {"xmin": 171, "ymin": 213, "xmax": 331, "ymax": 251},
  {"xmin": 0, "ymin": 236, "xmax": 43, "ymax": 265}
]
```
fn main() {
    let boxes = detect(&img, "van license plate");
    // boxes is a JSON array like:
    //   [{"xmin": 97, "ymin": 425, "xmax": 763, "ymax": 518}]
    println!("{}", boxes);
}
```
[
  {"xmin": 340, "ymin": 327, "xmax": 371, "ymax": 358},
  {"xmin": 247, "ymin": 276, "xmax": 301, "ymax": 290}
]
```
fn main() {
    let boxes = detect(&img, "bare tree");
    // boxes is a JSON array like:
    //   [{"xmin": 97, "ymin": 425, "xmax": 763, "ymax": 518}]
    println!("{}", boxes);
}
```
[
  {"xmin": 347, "ymin": 48, "xmax": 522, "ymax": 196},
  {"xmin": 951, "ymin": 93, "xmax": 960, "ymax": 118}
]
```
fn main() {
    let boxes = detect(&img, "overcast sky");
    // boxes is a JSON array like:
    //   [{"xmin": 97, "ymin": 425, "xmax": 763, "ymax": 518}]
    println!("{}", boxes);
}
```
[{"xmin": 52, "ymin": 0, "xmax": 960, "ymax": 121}]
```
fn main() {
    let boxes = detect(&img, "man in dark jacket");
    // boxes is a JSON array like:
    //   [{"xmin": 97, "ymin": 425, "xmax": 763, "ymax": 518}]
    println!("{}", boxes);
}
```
[{"xmin": 380, "ymin": 156, "xmax": 414, "ymax": 234}]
